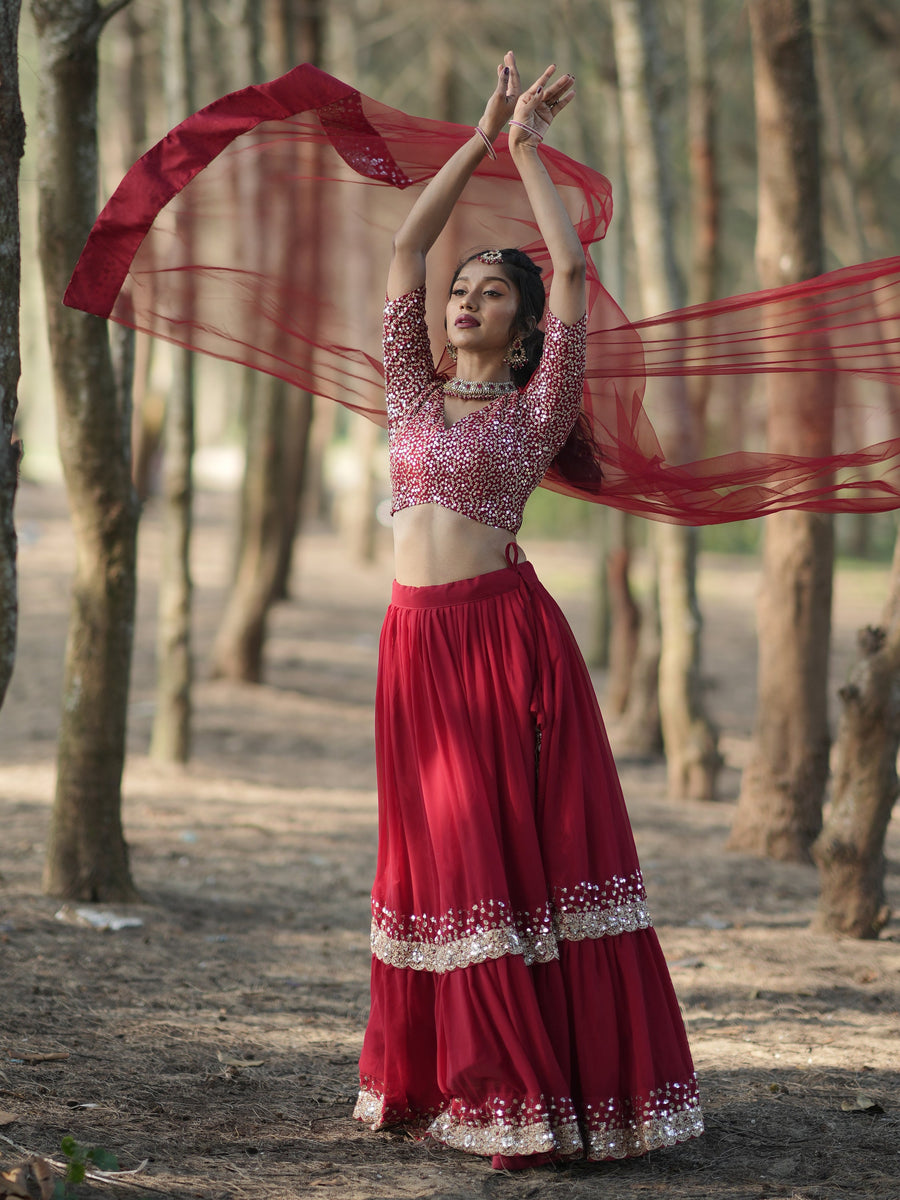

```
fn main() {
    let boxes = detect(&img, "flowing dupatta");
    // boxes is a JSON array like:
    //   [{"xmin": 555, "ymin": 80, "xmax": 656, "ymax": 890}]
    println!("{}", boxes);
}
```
[{"xmin": 65, "ymin": 64, "xmax": 900, "ymax": 526}]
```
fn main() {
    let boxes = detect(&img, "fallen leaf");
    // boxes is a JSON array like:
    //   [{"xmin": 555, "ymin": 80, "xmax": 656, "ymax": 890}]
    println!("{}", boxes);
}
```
[
  {"xmin": 216, "ymin": 1053, "xmax": 265, "ymax": 1069},
  {"xmin": 0, "ymin": 1156, "xmax": 55, "ymax": 1200},
  {"xmin": 0, "ymin": 1112, "xmax": 17, "ymax": 1126},
  {"xmin": 841, "ymin": 1092, "xmax": 885, "ymax": 1114}
]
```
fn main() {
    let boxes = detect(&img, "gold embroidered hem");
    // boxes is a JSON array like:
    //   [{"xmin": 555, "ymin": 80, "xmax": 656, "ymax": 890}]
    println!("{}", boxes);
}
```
[
  {"xmin": 353, "ymin": 1076, "xmax": 704, "ymax": 1161},
  {"xmin": 370, "ymin": 873, "xmax": 651, "ymax": 974}
]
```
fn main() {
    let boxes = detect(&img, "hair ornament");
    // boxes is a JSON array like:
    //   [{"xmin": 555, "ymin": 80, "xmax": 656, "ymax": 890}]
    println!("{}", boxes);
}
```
[{"xmin": 476, "ymin": 249, "xmax": 504, "ymax": 265}]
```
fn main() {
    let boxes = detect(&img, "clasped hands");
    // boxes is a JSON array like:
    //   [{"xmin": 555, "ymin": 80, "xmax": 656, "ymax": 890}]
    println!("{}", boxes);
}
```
[{"xmin": 479, "ymin": 50, "xmax": 576, "ymax": 149}]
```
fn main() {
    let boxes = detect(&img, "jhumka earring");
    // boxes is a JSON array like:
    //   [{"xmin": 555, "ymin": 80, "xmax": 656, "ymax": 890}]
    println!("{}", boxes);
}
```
[
  {"xmin": 504, "ymin": 336, "xmax": 527, "ymax": 368},
  {"xmin": 445, "ymin": 340, "xmax": 458, "ymax": 362}
]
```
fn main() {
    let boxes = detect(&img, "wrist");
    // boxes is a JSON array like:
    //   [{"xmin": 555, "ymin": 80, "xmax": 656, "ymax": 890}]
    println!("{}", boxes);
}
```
[
  {"xmin": 510, "ymin": 139, "xmax": 541, "ymax": 159},
  {"xmin": 473, "ymin": 125, "xmax": 497, "ymax": 160},
  {"xmin": 476, "ymin": 119, "xmax": 503, "ymax": 143}
]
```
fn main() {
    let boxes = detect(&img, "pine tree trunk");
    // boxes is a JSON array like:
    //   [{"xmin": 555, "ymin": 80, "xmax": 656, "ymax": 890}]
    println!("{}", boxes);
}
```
[
  {"xmin": 605, "ymin": 511, "xmax": 641, "ymax": 714},
  {"xmin": 729, "ymin": 0, "xmax": 834, "ymax": 862},
  {"xmin": 211, "ymin": 0, "xmax": 320, "ymax": 673},
  {"xmin": 268, "ymin": 0, "xmax": 320, "ymax": 597},
  {"xmin": 211, "ymin": 378, "xmax": 288, "ymax": 682},
  {"xmin": 588, "ymin": 507, "xmax": 611, "ymax": 671},
  {"xmin": 811, "ymin": 527, "xmax": 900, "ymax": 938},
  {"xmin": 685, "ymin": 0, "xmax": 719, "ymax": 438},
  {"xmin": 610, "ymin": 0, "xmax": 720, "ymax": 797},
  {"xmin": 151, "ymin": 0, "xmax": 195, "ymax": 762},
  {"xmin": 33, "ymin": 0, "xmax": 140, "ymax": 901},
  {"xmin": 0, "ymin": 0, "xmax": 25, "ymax": 714}
]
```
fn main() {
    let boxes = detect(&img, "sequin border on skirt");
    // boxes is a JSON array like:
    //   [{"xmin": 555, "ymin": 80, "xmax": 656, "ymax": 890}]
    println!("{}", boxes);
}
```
[
  {"xmin": 370, "ymin": 872, "xmax": 651, "ymax": 974},
  {"xmin": 353, "ymin": 1075, "xmax": 704, "ymax": 1160}
]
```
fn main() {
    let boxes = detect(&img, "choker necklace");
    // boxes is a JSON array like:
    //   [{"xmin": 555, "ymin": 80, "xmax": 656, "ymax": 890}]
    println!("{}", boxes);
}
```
[{"xmin": 443, "ymin": 377, "xmax": 515, "ymax": 399}]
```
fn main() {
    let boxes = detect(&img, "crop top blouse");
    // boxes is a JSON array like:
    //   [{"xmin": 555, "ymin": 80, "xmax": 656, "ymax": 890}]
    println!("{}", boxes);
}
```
[{"xmin": 384, "ymin": 287, "xmax": 587, "ymax": 534}]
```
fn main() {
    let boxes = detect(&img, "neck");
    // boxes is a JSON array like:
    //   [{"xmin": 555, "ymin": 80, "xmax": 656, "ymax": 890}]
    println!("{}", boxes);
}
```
[{"xmin": 452, "ymin": 350, "xmax": 510, "ymax": 384}]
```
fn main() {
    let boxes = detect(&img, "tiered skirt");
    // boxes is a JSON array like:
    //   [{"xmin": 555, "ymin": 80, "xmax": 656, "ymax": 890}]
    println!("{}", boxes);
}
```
[{"xmin": 354, "ymin": 560, "xmax": 703, "ymax": 1164}]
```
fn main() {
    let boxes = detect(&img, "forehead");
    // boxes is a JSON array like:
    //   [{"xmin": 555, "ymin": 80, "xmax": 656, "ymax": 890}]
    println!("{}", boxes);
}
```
[{"xmin": 453, "ymin": 260, "xmax": 514, "ymax": 288}]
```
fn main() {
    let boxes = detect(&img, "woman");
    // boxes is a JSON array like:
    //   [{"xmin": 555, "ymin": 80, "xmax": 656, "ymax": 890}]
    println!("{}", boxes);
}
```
[{"xmin": 354, "ymin": 52, "xmax": 703, "ymax": 1169}]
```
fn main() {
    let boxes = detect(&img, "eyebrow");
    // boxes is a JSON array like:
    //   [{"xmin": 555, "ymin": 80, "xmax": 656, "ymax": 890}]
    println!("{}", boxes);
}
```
[{"xmin": 454, "ymin": 275, "xmax": 510, "ymax": 287}]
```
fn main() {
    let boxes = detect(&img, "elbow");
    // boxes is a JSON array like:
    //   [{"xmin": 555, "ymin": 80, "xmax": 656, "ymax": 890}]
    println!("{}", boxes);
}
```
[{"xmin": 392, "ymin": 231, "xmax": 426, "ymax": 260}]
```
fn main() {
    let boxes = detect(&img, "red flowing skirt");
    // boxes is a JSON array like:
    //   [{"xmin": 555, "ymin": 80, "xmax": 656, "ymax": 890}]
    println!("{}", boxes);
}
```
[{"xmin": 354, "ymin": 560, "xmax": 703, "ymax": 1164}]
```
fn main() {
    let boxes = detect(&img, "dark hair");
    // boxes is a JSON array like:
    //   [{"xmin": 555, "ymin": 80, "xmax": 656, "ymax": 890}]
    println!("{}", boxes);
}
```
[{"xmin": 451, "ymin": 248, "xmax": 603, "ymax": 487}]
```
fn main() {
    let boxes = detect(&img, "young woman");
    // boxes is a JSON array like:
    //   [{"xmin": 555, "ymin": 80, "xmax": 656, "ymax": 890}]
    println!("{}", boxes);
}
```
[{"xmin": 353, "ymin": 52, "xmax": 703, "ymax": 1169}]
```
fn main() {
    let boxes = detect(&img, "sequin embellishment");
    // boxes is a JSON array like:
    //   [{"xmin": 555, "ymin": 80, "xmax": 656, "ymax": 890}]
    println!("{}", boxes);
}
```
[
  {"xmin": 384, "ymin": 287, "xmax": 587, "ymax": 534},
  {"xmin": 370, "ymin": 873, "xmax": 651, "ymax": 974},
  {"xmin": 353, "ymin": 1074, "xmax": 704, "ymax": 1161}
]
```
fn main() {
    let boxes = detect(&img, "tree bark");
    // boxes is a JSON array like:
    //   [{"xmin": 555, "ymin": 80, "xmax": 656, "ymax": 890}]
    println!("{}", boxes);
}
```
[
  {"xmin": 729, "ymin": 0, "xmax": 834, "ymax": 863},
  {"xmin": 811, "ymin": 528, "xmax": 900, "ymax": 938},
  {"xmin": 685, "ymin": 0, "xmax": 719, "ymax": 438},
  {"xmin": 150, "ymin": 0, "xmax": 195, "ymax": 763},
  {"xmin": 0, "ymin": 0, "xmax": 25, "ymax": 714},
  {"xmin": 610, "ymin": 0, "xmax": 720, "ymax": 797},
  {"xmin": 605, "ymin": 512, "xmax": 641, "ymax": 715},
  {"xmin": 211, "ymin": 381, "xmax": 290, "ymax": 682},
  {"xmin": 211, "ymin": 0, "xmax": 320, "ymax": 677},
  {"xmin": 33, "ymin": 0, "xmax": 140, "ymax": 901}
]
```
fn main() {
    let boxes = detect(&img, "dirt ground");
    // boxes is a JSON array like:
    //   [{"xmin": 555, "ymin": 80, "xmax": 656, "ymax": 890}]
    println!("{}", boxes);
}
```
[{"xmin": 1, "ymin": 481, "xmax": 898, "ymax": 1200}]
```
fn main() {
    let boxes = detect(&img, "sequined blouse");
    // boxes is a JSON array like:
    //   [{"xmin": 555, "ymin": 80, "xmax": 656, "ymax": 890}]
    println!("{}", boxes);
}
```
[{"xmin": 384, "ymin": 287, "xmax": 587, "ymax": 534}]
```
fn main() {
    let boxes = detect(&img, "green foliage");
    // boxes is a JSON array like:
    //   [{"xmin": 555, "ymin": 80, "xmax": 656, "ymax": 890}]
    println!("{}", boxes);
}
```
[
  {"xmin": 520, "ymin": 488, "xmax": 595, "ymax": 538},
  {"xmin": 53, "ymin": 1137, "xmax": 119, "ymax": 1197},
  {"xmin": 699, "ymin": 518, "xmax": 762, "ymax": 556}
]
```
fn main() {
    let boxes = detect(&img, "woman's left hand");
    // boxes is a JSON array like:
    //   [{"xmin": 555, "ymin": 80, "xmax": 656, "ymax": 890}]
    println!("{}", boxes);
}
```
[{"xmin": 508, "ymin": 61, "xmax": 576, "ymax": 149}]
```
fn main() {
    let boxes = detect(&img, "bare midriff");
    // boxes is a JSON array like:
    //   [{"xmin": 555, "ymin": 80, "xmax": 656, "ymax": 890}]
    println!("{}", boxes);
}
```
[{"xmin": 392, "ymin": 503, "xmax": 523, "ymax": 586}]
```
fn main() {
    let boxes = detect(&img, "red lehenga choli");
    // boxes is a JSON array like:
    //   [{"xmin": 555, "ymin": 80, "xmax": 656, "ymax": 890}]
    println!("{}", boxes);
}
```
[
  {"xmin": 64, "ymin": 64, "xmax": 900, "ymax": 1168},
  {"xmin": 354, "ymin": 285, "xmax": 702, "ymax": 1161}
]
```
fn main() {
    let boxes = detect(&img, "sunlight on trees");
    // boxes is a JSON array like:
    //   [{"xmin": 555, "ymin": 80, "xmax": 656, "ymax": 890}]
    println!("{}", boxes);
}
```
[{"xmin": 8, "ymin": 0, "xmax": 900, "ymax": 928}]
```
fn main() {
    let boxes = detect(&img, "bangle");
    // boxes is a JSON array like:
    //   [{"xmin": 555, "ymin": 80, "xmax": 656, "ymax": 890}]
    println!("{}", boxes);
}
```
[
  {"xmin": 474, "ymin": 125, "xmax": 497, "ymax": 160},
  {"xmin": 508, "ymin": 119, "xmax": 543, "ymax": 143}
]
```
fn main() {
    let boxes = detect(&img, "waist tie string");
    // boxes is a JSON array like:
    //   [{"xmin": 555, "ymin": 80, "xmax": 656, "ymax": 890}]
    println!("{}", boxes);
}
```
[{"xmin": 505, "ymin": 542, "xmax": 550, "ymax": 780}]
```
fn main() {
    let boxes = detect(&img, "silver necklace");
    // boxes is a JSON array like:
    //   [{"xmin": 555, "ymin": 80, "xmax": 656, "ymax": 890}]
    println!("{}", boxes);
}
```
[{"xmin": 443, "ymin": 377, "xmax": 515, "ymax": 399}]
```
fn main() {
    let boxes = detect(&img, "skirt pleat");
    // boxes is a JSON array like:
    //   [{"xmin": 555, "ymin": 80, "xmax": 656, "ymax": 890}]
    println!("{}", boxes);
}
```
[{"xmin": 354, "ymin": 561, "xmax": 703, "ymax": 1163}]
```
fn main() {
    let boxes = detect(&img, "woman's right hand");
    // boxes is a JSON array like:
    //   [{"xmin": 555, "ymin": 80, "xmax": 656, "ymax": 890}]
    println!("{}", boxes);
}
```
[{"xmin": 478, "ymin": 50, "xmax": 521, "ymax": 141}]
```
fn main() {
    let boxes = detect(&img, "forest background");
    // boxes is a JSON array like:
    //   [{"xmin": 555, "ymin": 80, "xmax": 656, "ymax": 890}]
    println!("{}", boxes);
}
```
[{"xmin": 2, "ymin": 2, "xmax": 900, "ymax": 1199}]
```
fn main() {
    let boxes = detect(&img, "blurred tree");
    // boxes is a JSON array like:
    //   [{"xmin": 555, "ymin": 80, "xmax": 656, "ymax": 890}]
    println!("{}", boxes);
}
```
[
  {"xmin": 150, "ymin": 0, "xmax": 196, "ymax": 762},
  {"xmin": 610, "ymin": 0, "xmax": 720, "ymax": 799},
  {"xmin": 32, "ymin": 0, "xmax": 140, "ymax": 901},
  {"xmin": 0, "ymin": 0, "xmax": 25, "ymax": 714},
  {"xmin": 211, "ymin": 0, "xmax": 320, "ymax": 681},
  {"xmin": 812, "ymin": 528, "xmax": 900, "ymax": 938},
  {"xmin": 728, "ymin": 0, "xmax": 834, "ymax": 863},
  {"xmin": 812, "ymin": 0, "xmax": 874, "ymax": 559}
]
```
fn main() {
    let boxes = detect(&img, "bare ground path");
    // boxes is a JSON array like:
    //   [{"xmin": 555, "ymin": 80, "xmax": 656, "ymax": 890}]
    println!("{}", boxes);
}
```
[{"xmin": 1, "ymin": 483, "xmax": 898, "ymax": 1200}]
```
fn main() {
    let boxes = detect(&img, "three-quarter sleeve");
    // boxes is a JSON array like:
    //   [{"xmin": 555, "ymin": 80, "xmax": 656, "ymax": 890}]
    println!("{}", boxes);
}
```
[
  {"xmin": 523, "ymin": 310, "xmax": 588, "ymax": 453},
  {"xmin": 383, "ymin": 286, "xmax": 438, "ymax": 423}
]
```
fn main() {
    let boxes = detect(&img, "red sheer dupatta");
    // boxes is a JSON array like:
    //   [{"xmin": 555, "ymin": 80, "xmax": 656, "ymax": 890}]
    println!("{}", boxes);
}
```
[{"xmin": 65, "ymin": 64, "xmax": 900, "ymax": 526}]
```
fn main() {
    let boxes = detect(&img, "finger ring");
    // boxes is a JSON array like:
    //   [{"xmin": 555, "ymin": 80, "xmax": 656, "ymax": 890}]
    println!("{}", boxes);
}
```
[{"xmin": 548, "ymin": 100, "xmax": 558, "ymax": 108}]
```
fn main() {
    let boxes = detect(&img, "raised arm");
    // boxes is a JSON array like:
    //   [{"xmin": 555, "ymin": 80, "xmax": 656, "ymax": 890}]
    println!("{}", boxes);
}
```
[
  {"xmin": 506, "ymin": 58, "xmax": 586, "ymax": 327},
  {"xmin": 386, "ymin": 62, "xmax": 519, "ymax": 301}
]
